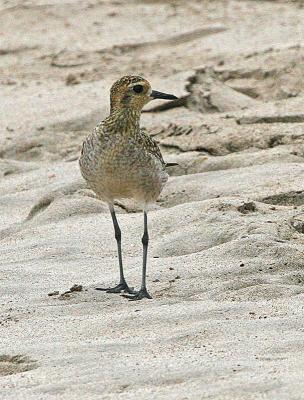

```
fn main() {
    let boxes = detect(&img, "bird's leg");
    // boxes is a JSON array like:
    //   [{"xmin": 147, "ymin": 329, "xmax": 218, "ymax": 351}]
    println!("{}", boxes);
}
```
[
  {"xmin": 124, "ymin": 211, "xmax": 152, "ymax": 300},
  {"xmin": 96, "ymin": 205, "xmax": 134, "ymax": 294}
]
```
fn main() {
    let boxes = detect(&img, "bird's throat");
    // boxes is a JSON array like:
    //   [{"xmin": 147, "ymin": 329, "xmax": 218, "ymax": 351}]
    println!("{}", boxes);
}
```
[{"xmin": 106, "ymin": 108, "xmax": 141, "ymax": 134}]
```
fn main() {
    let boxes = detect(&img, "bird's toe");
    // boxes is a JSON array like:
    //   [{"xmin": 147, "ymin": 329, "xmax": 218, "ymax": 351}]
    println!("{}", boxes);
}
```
[
  {"xmin": 122, "ymin": 288, "xmax": 152, "ymax": 301},
  {"xmin": 96, "ymin": 282, "xmax": 134, "ymax": 294}
]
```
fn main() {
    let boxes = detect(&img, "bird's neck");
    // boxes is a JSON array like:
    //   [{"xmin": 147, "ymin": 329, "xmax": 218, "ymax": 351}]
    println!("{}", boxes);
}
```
[{"xmin": 105, "ymin": 107, "xmax": 141, "ymax": 133}]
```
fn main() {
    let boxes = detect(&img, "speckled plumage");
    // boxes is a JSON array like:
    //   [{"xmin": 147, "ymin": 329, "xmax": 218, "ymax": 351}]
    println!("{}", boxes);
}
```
[
  {"xmin": 78, "ymin": 75, "xmax": 177, "ymax": 300},
  {"xmin": 79, "ymin": 76, "xmax": 168, "ymax": 206}
]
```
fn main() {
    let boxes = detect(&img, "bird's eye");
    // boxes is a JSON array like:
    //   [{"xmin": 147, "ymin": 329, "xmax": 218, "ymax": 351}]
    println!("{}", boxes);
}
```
[{"xmin": 133, "ymin": 85, "xmax": 143, "ymax": 93}]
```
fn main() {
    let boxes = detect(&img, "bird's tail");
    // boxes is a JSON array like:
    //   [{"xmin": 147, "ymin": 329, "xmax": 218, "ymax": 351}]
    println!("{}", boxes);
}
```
[{"xmin": 166, "ymin": 162, "xmax": 179, "ymax": 167}]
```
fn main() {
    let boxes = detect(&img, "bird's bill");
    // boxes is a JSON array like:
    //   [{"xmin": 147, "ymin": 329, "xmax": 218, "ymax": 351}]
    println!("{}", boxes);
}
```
[{"xmin": 150, "ymin": 90, "xmax": 178, "ymax": 100}]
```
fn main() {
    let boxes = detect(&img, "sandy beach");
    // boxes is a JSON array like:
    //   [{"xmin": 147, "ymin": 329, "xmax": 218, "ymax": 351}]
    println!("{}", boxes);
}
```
[{"xmin": 1, "ymin": 1, "xmax": 304, "ymax": 398}]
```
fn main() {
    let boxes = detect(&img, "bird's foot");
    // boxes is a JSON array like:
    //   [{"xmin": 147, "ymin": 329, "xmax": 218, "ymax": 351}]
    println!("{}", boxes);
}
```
[
  {"xmin": 123, "ymin": 288, "xmax": 152, "ymax": 301},
  {"xmin": 96, "ymin": 282, "xmax": 135, "ymax": 294}
]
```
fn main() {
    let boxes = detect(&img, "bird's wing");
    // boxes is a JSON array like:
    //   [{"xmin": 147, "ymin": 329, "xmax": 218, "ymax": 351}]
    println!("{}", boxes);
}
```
[
  {"xmin": 140, "ymin": 128, "xmax": 166, "ymax": 168},
  {"xmin": 80, "ymin": 123, "xmax": 105, "ymax": 156}
]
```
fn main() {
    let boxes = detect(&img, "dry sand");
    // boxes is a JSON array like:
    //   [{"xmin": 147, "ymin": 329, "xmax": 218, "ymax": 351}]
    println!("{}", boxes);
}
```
[{"xmin": 1, "ymin": 0, "xmax": 304, "ymax": 399}]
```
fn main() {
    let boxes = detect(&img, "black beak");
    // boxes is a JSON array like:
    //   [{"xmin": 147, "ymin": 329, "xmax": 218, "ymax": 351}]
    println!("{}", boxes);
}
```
[{"xmin": 150, "ymin": 90, "xmax": 178, "ymax": 100}]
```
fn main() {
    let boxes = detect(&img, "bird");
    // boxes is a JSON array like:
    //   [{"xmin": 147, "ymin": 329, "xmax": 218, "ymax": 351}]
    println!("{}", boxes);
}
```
[{"xmin": 79, "ymin": 75, "xmax": 177, "ymax": 300}]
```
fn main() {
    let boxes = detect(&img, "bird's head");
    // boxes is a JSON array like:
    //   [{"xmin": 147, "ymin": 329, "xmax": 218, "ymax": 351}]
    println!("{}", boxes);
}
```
[{"xmin": 110, "ymin": 75, "xmax": 177, "ymax": 112}]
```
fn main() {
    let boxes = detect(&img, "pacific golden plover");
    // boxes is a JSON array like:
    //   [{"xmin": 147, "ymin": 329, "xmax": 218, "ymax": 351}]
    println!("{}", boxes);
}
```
[{"xmin": 79, "ymin": 76, "xmax": 177, "ymax": 300}]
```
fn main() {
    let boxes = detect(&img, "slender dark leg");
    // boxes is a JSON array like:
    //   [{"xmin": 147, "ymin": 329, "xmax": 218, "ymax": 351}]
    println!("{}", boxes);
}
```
[
  {"xmin": 96, "ymin": 205, "xmax": 134, "ymax": 294},
  {"xmin": 124, "ymin": 211, "xmax": 152, "ymax": 300}
]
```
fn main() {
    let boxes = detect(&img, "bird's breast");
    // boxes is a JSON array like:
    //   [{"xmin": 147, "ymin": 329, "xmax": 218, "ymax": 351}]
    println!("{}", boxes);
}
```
[{"xmin": 80, "ymin": 134, "xmax": 167, "ymax": 202}]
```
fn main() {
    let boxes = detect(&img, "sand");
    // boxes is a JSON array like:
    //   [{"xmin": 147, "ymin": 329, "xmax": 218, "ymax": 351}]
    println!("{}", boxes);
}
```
[{"xmin": 1, "ymin": 0, "xmax": 304, "ymax": 399}]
